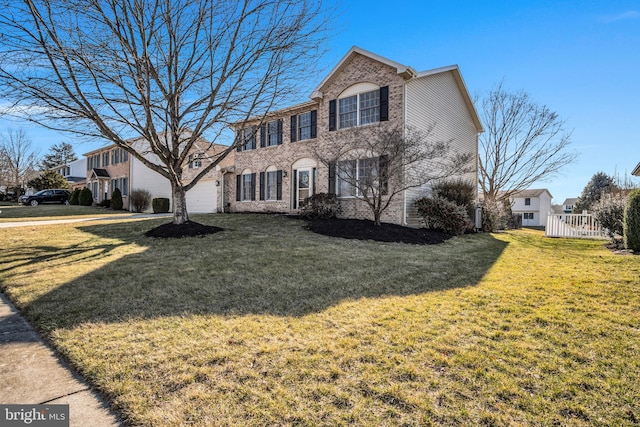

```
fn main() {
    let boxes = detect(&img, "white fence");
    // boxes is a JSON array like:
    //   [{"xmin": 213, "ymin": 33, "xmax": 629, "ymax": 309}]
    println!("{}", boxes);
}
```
[{"xmin": 545, "ymin": 214, "xmax": 607, "ymax": 239}]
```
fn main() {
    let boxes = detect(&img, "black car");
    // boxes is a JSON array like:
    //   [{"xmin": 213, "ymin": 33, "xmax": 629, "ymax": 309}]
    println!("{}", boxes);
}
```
[{"xmin": 19, "ymin": 189, "xmax": 71, "ymax": 206}]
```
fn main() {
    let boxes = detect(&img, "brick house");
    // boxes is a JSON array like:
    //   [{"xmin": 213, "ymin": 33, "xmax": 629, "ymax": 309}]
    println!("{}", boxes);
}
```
[
  {"xmin": 227, "ymin": 46, "xmax": 483, "ymax": 225},
  {"xmin": 84, "ymin": 136, "xmax": 233, "ymax": 213}
]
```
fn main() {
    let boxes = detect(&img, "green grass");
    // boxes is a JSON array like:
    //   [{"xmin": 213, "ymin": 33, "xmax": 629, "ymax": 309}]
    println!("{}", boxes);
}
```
[
  {"xmin": 0, "ymin": 204, "xmax": 132, "ymax": 221},
  {"xmin": 0, "ymin": 215, "xmax": 638, "ymax": 426}
]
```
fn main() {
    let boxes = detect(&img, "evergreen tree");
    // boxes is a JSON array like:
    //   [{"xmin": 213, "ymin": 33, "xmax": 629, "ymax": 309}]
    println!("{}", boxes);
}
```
[
  {"xmin": 574, "ymin": 172, "xmax": 617, "ymax": 213},
  {"xmin": 27, "ymin": 170, "xmax": 70, "ymax": 191},
  {"xmin": 40, "ymin": 142, "xmax": 77, "ymax": 170}
]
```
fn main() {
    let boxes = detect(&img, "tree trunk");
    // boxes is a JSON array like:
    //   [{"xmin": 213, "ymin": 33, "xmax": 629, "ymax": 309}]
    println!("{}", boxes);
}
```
[
  {"xmin": 171, "ymin": 182, "xmax": 189, "ymax": 225},
  {"xmin": 373, "ymin": 210, "xmax": 382, "ymax": 226}
]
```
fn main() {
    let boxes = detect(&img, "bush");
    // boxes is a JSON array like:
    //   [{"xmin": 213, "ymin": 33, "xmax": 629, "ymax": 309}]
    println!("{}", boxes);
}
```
[
  {"xmin": 593, "ymin": 193, "xmax": 626, "ymax": 241},
  {"xmin": 415, "ymin": 196, "xmax": 471, "ymax": 236},
  {"xmin": 68, "ymin": 189, "xmax": 80, "ymax": 205},
  {"xmin": 432, "ymin": 178, "xmax": 475, "ymax": 212},
  {"xmin": 152, "ymin": 197, "xmax": 170, "ymax": 214},
  {"xmin": 111, "ymin": 188, "xmax": 123, "ymax": 210},
  {"xmin": 480, "ymin": 199, "xmax": 514, "ymax": 232},
  {"xmin": 130, "ymin": 189, "xmax": 152, "ymax": 213},
  {"xmin": 97, "ymin": 198, "xmax": 111, "ymax": 208},
  {"xmin": 300, "ymin": 193, "xmax": 341, "ymax": 219},
  {"xmin": 79, "ymin": 187, "xmax": 93, "ymax": 206},
  {"xmin": 624, "ymin": 189, "xmax": 640, "ymax": 251}
]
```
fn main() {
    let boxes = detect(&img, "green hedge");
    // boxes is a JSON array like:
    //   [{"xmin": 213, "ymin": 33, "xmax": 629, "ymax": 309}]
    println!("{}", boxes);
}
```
[
  {"xmin": 624, "ymin": 189, "xmax": 640, "ymax": 251},
  {"xmin": 152, "ymin": 197, "xmax": 170, "ymax": 214},
  {"xmin": 79, "ymin": 188, "xmax": 93, "ymax": 206}
]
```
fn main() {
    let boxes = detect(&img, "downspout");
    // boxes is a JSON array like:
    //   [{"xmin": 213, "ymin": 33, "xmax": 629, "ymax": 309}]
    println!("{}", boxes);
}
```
[{"xmin": 220, "ymin": 169, "xmax": 227, "ymax": 213}]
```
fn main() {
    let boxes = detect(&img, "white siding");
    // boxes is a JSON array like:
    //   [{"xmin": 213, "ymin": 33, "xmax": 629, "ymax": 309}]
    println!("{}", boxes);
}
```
[
  {"xmin": 404, "ymin": 71, "xmax": 479, "ymax": 226},
  {"xmin": 130, "ymin": 157, "xmax": 172, "ymax": 212},
  {"xmin": 510, "ymin": 191, "xmax": 553, "ymax": 227}
]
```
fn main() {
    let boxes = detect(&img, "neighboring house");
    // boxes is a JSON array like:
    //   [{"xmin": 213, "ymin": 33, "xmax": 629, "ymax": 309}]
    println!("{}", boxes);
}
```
[
  {"xmin": 227, "ymin": 46, "xmax": 483, "ymax": 226},
  {"xmin": 633, "ymin": 162, "xmax": 640, "ymax": 177},
  {"xmin": 510, "ymin": 189, "xmax": 553, "ymax": 227},
  {"xmin": 562, "ymin": 197, "xmax": 578, "ymax": 214},
  {"xmin": 52, "ymin": 158, "xmax": 87, "ymax": 190},
  {"xmin": 84, "ymin": 137, "xmax": 233, "ymax": 213}
]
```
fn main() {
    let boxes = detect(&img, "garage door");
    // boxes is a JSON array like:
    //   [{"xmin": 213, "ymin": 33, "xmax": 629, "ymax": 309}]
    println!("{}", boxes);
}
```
[{"xmin": 186, "ymin": 179, "xmax": 217, "ymax": 213}]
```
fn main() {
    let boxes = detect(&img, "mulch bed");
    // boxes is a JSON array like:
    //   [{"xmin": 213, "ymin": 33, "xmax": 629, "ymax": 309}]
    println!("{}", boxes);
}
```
[
  {"xmin": 306, "ymin": 218, "xmax": 452, "ymax": 245},
  {"xmin": 145, "ymin": 221, "xmax": 223, "ymax": 238}
]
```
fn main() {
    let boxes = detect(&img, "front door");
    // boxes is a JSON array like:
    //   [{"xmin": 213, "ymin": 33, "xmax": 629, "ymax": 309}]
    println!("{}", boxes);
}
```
[{"xmin": 297, "ymin": 168, "xmax": 311, "ymax": 208}]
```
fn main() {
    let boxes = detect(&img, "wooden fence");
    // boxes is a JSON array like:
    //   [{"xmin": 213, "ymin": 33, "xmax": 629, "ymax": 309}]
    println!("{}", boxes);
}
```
[{"xmin": 545, "ymin": 214, "xmax": 607, "ymax": 239}]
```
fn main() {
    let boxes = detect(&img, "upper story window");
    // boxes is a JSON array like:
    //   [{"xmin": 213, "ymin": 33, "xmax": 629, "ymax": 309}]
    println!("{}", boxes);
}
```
[
  {"xmin": 102, "ymin": 152, "xmax": 110, "ymax": 167},
  {"xmin": 111, "ymin": 148, "xmax": 129, "ymax": 165},
  {"xmin": 525, "ymin": 198, "xmax": 531, "ymax": 206},
  {"xmin": 87, "ymin": 154, "xmax": 101, "ymax": 170},
  {"xmin": 237, "ymin": 127, "xmax": 257, "ymax": 152},
  {"xmin": 329, "ymin": 84, "xmax": 389, "ymax": 131},
  {"xmin": 291, "ymin": 110, "xmax": 317, "ymax": 142},
  {"xmin": 267, "ymin": 120, "xmax": 281, "ymax": 146},
  {"xmin": 188, "ymin": 153, "xmax": 202, "ymax": 169}
]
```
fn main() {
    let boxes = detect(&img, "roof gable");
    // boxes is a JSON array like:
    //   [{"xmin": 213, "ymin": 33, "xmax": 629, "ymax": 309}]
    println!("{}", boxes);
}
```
[
  {"xmin": 510, "ymin": 189, "xmax": 552, "ymax": 199},
  {"xmin": 311, "ymin": 46, "xmax": 417, "ymax": 100}
]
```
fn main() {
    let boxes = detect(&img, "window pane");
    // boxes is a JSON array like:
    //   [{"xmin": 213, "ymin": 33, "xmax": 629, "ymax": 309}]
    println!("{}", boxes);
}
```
[
  {"xmin": 242, "ymin": 174, "xmax": 252, "ymax": 201},
  {"xmin": 268, "ymin": 121, "xmax": 279, "ymax": 146},
  {"xmin": 337, "ymin": 160, "xmax": 356, "ymax": 197},
  {"xmin": 359, "ymin": 90, "xmax": 380, "ymax": 125},
  {"xmin": 338, "ymin": 95, "xmax": 357, "ymax": 129},
  {"xmin": 266, "ymin": 171, "xmax": 277, "ymax": 200},
  {"xmin": 298, "ymin": 112, "xmax": 311, "ymax": 141}
]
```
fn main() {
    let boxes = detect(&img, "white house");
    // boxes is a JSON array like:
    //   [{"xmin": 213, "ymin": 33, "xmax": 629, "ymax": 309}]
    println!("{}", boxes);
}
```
[
  {"xmin": 53, "ymin": 158, "xmax": 87, "ymax": 189},
  {"xmin": 562, "ymin": 197, "xmax": 578, "ymax": 214},
  {"xmin": 510, "ymin": 189, "xmax": 553, "ymax": 227}
]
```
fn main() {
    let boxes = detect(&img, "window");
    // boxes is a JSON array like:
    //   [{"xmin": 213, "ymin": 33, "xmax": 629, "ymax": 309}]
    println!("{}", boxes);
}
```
[
  {"xmin": 121, "ymin": 177, "xmax": 128, "ymax": 196},
  {"xmin": 524, "ymin": 212, "xmax": 534, "ymax": 220},
  {"xmin": 237, "ymin": 127, "xmax": 256, "ymax": 152},
  {"xmin": 267, "ymin": 120, "xmax": 281, "ymax": 146},
  {"xmin": 359, "ymin": 89, "xmax": 380, "ymax": 125},
  {"xmin": 102, "ymin": 152, "xmax": 110, "ymax": 167},
  {"xmin": 331, "ymin": 87, "xmax": 387, "ymax": 130},
  {"xmin": 260, "ymin": 169, "xmax": 283, "ymax": 201},
  {"xmin": 188, "ymin": 153, "xmax": 202, "ymax": 169},
  {"xmin": 525, "ymin": 198, "xmax": 531, "ymax": 206},
  {"xmin": 236, "ymin": 172, "xmax": 256, "ymax": 201},
  {"xmin": 290, "ymin": 111, "xmax": 317, "ymax": 142},
  {"xmin": 336, "ymin": 157, "xmax": 381, "ymax": 197},
  {"xmin": 338, "ymin": 95, "xmax": 358, "ymax": 129}
]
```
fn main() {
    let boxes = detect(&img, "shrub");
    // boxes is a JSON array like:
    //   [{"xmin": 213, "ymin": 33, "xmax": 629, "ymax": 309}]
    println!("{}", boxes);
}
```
[
  {"xmin": 111, "ymin": 188, "xmax": 123, "ymax": 210},
  {"xmin": 593, "ymin": 193, "xmax": 626, "ymax": 241},
  {"xmin": 79, "ymin": 187, "xmax": 93, "ymax": 206},
  {"xmin": 624, "ymin": 189, "xmax": 640, "ymax": 251},
  {"xmin": 130, "ymin": 189, "xmax": 152, "ymax": 213},
  {"xmin": 432, "ymin": 178, "xmax": 475, "ymax": 215},
  {"xmin": 480, "ymin": 199, "xmax": 514, "ymax": 232},
  {"xmin": 300, "ymin": 193, "xmax": 341, "ymax": 219},
  {"xmin": 69, "ymin": 189, "xmax": 81, "ymax": 205},
  {"xmin": 415, "ymin": 196, "xmax": 471, "ymax": 236},
  {"xmin": 152, "ymin": 197, "xmax": 170, "ymax": 214},
  {"xmin": 97, "ymin": 198, "xmax": 111, "ymax": 208}
]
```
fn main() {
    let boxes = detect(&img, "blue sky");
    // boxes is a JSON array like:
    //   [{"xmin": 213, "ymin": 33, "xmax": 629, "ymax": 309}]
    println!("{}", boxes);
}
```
[{"xmin": 2, "ymin": 0, "xmax": 639, "ymax": 204}]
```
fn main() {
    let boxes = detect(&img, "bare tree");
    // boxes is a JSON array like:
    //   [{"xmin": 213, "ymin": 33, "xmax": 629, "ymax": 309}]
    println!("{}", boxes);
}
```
[
  {"xmin": 478, "ymin": 82, "xmax": 577, "ymax": 204},
  {"xmin": 0, "ymin": 0, "xmax": 330, "ymax": 224},
  {"xmin": 0, "ymin": 129, "xmax": 40, "ymax": 192},
  {"xmin": 316, "ymin": 125, "xmax": 473, "ymax": 226}
]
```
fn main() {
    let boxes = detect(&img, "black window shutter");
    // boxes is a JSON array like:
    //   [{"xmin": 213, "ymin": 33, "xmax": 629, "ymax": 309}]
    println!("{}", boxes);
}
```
[
  {"xmin": 250, "ymin": 127, "xmax": 257, "ymax": 149},
  {"xmin": 276, "ymin": 170, "xmax": 283, "ymax": 200},
  {"xmin": 379, "ymin": 155, "xmax": 389, "ymax": 195},
  {"xmin": 260, "ymin": 124, "xmax": 266, "ymax": 147},
  {"xmin": 292, "ymin": 170, "xmax": 298, "ymax": 209},
  {"xmin": 329, "ymin": 100, "xmax": 336, "ymax": 131},
  {"xmin": 259, "ymin": 172, "xmax": 265, "ymax": 201},
  {"xmin": 380, "ymin": 86, "xmax": 389, "ymax": 122},
  {"xmin": 236, "ymin": 131, "xmax": 243, "ymax": 152},
  {"xmin": 312, "ymin": 168, "xmax": 317, "ymax": 196},
  {"xmin": 277, "ymin": 119, "xmax": 283, "ymax": 145},
  {"xmin": 290, "ymin": 115, "xmax": 297, "ymax": 142},
  {"xmin": 236, "ymin": 175, "xmax": 241, "ymax": 201},
  {"xmin": 328, "ymin": 163, "xmax": 336, "ymax": 194},
  {"xmin": 250, "ymin": 173, "xmax": 256, "ymax": 200},
  {"xmin": 310, "ymin": 110, "xmax": 317, "ymax": 138}
]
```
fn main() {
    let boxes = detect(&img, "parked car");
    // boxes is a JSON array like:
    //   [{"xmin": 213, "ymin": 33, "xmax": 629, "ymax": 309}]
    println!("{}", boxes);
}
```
[{"xmin": 19, "ymin": 189, "xmax": 71, "ymax": 206}]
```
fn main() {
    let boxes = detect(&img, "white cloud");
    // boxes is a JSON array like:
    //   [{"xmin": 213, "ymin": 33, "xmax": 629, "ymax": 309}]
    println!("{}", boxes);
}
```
[{"xmin": 599, "ymin": 10, "xmax": 640, "ymax": 23}]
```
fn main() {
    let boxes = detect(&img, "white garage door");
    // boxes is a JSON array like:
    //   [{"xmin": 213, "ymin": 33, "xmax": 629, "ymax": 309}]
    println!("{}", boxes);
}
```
[{"xmin": 186, "ymin": 179, "xmax": 217, "ymax": 213}]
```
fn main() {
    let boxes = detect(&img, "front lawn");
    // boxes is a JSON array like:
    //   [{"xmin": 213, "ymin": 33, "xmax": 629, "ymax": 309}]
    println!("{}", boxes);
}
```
[
  {"xmin": 0, "ymin": 204, "xmax": 132, "ymax": 221},
  {"xmin": 0, "ymin": 215, "xmax": 638, "ymax": 426}
]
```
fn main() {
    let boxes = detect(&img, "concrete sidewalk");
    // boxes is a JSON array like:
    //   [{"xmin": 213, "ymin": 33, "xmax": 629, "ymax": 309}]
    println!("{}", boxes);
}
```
[
  {"xmin": 0, "ymin": 212, "xmax": 173, "ymax": 228},
  {"xmin": 0, "ymin": 292, "xmax": 122, "ymax": 426}
]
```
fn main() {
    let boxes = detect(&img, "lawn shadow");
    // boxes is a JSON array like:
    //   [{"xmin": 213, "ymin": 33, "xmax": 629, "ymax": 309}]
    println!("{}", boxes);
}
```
[{"xmin": 24, "ymin": 216, "xmax": 509, "ymax": 327}]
